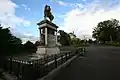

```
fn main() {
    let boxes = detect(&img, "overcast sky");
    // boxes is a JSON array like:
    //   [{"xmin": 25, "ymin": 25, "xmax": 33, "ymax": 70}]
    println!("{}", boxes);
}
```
[{"xmin": 0, "ymin": 0, "xmax": 120, "ymax": 42}]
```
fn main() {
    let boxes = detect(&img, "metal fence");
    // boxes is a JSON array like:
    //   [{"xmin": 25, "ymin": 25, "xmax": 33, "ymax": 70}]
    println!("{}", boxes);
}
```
[{"xmin": 0, "ymin": 47, "xmax": 85, "ymax": 80}]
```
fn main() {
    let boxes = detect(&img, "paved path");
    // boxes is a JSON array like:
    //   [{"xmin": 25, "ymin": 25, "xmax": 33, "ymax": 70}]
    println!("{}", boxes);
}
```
[{"xmin": 53, "ymin": 45, "xmax": 120, "ymax": 80}]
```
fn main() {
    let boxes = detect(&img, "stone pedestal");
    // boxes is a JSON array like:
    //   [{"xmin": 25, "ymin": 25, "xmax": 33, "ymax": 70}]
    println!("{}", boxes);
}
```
[
  {"xmin": 36, "ymin": 20, "xmax": 60, "ymax": 56},
  {"xmin": 36, "ymin": 46, "xmax": 60, "ymax": 56}
]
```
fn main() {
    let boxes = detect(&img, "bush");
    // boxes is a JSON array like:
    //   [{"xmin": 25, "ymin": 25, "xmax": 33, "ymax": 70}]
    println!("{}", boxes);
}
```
[
  {"xmin": 23, "ymin": 41, "xmax": 37, "ymax": 53},
  {"xmin": 104, "ymin": 42, "xmax": 120, "ymax": 46},
  {"xmin": 79, "ymin": 43, "xmax": 90, "ymax": 47},
  {"xmin": 112, "ymin": 42, "xmax": 120, "ymax": 46},
  {"xmin": 0, "ymin": 27, "xmax": 24, "ymax": 56}
]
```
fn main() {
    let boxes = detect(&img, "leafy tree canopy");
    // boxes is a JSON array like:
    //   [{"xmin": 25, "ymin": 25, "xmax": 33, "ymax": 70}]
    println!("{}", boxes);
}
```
[
  {"xmin": 58, "ymin": 30, "xmax": 71, "ymax": 46},
  {"xmin": 0, "ymin": 26, "xmax": 23, "ymax": 56},
  {"xmin": 92, "ymin": 19, "xmax": 120, "ymax": 43}
]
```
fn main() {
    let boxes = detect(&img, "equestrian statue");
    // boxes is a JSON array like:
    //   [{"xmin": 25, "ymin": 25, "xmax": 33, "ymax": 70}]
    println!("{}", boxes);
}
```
[{"xmin": 44, "ymin": 5, "xmax": 54, "ymax": 22}]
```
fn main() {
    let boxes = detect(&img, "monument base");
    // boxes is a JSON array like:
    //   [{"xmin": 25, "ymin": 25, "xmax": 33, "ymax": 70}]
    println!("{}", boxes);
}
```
[{"xmin": 36, "ymin": 46, "xmax": 60, "ymax": 56}]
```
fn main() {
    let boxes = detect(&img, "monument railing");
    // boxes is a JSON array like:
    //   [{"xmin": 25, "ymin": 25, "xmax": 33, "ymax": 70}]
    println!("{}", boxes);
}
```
[{"xmin": 0, "ymin": 47, "xmax": 85, "ymax": 80}]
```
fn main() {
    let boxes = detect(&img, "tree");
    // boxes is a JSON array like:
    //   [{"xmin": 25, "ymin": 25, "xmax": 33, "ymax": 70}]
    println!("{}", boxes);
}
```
[
  {"xmin": 69, "ymin": 32, "xmax": 76, "ymax": 39},
  {"xmin": 0, "ymin": 26, "xmax": 23, "ymax": 56},
  {"xmin": 35, "ymin": 41, "xmax": 40, "ymax": 46},
  {"xmin": 69, "ymin": 32, "xmax": 82, "ymax": 46},
  {"xmin": 58, "ymin": 30, "xmax": 71, "ymax": 46},
  {"xmin": 71, "ymin": 38, "xmax": 81, "ymax": 46},
  {"xmin": 115, "ymin": 26, "xmax": 120, "ymax": 42},
  {"xmin": 88, "ymin": 39, "xmax": 93, "ymax": 44},
  {"xmin": 24, "ymin": 41, "xmax": 37, "ymax": 53},
  {"xmin": 92, "ymin": 19, "xmax": 119, "ymax": 43}
]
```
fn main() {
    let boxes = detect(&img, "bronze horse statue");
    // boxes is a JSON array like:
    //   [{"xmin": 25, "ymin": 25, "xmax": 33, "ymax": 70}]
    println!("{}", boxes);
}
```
[{"xmin": 44, "ymin": 5, "xmax": 54, "ymax": 21}]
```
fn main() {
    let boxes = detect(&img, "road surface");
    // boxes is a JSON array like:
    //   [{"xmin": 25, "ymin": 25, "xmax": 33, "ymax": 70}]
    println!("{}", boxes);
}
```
[{"xmin": 53, "ymin": 45, "xmax": 120, "ymax": 80}]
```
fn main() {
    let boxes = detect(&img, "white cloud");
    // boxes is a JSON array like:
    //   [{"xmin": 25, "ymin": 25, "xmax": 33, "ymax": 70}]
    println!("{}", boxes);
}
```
[
  {"xmin": 24, "ymin": 33, "xmax": 33, "ymax": 36},
  {"xmin": 0, "ymin": 0, "xmax": 31, "ymax": 42},
  {"xmin": 57, "ymin": 1, "xmax": 68, "ymax": 6},
  {"xmin": 21, "ymin": 4, "xmax": 31, "ymax": 11},
  {"xmin": 0, "ymin": 0, "xmax": 30, "ymax": 28},
  {"xmin": 59, "ymin": 0, "xmax": 120, "ymax": 39},
  {"xmin": 22, "ymin": 37, "xmax": 39, "ymax": 44},
  {"xmin": 57, "ymin": 1, "xmax": 84, "ymax": 9},
  {"xmin": 82, "ymin": 0, "xmax": 86, "ymax": 2},
  {"xmin": 11, "ymin": 29, "xmax": 39, "ymax": 43},
  {"xmin": 27, "ymin": 8, "xmax": 31, "ymax": 11}
]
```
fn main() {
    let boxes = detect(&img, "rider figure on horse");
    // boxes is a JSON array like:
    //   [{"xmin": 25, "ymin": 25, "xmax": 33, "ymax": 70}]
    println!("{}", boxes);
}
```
[{"xmin": 44, "ymin": 5, "xmax": 54, "ymax": 22}]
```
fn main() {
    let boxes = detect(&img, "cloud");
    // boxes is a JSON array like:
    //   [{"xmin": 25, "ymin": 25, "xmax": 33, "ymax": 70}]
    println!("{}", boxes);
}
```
[
  {"xmin": 0, "ymin": 0, "xmax": 32, "ymax": 42},
  {"xmin": 57, "ymin": 1, "xmax": 68, "ymax": 6},
  {"xmin": 24, "ymin": 33, "xmax": 33, "ymax": 36},
  {"xmin": 21, "ymin": 4, "xmax": 31, "ymax": 11},
  {"xmin": 57, "ymin": 1, "xmax": 84, "ymax": 9},
  {"xmin": 0, "ymin": 0, "xmax": 30, "ymax": 28},
  {"xmin": 11, "ymin": 28, "xmax": 39, "ymax": 43},
  {"xmin": 59, "ymin": 0, "xmax": 120, "ymax": 39},
  {"xmin": 21, "ymin": 36, "xmax": 39, "ymax": 44},
  {"xmin": 82, "ymin": 0, "xmax": 86, "ymax": 2}
]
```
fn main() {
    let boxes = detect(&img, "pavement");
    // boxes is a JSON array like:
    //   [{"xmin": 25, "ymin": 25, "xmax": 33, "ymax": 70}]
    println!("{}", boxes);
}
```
[{"xmin": 53, "ymin": 45, "xmax": 120, "ymax": 80}]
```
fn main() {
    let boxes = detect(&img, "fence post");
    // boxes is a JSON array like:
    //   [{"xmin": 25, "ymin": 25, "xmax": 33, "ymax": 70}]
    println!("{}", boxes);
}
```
[
  {"xmin": 3, "ymin": 59, "xmax": 7, "ymax": 71},
  {"xmin": 16, "ymin": 61, "xmax": 20, "ymax": 77},
  {"xmin": 61, "ymin": 54, "xmax": 63, "ymax": 64},
  {"xmin": 80, "ymin": 48, "xmax": 82, "ymax": 54},
  {"xmin": 69, "ymin": 52, "xmax": 71, "ymax": 58},
  {"xmin": 10, "ymin": 57, "xmax": 12, "ymax": 73},
  {"xmin": 54, "ymin": 54, "xmax": 57, "ymax": 68},
  {"xmin": 21, "ymin": 62, "xmax": 24, "ymax": 80},
  {"xmin": 83, "ymin": 48, "xmax": 85, "ymax": 52},
  {"xmin": 28, "ymin": 62, "xmax": 34, "ymax": 80},
  {"xmin": 65, "ymin": 53, "xmax": 67, "ymax": 61},
  {"xmin": 68, "ymin": 52, "xmax": 70, "ymax": 59},
  {"xmin": 83, "ymin": 48, "xmax": 85, "ymax": 55}
]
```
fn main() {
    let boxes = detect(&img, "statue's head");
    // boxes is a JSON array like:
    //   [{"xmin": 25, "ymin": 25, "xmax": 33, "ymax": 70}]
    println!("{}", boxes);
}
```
[
  {"xmin": 45, "ymin": 5, "xmax": 48, "ymax": 7},
  {"xmin": 45, "ymin": 5, "xmax": 51, "ymax": 11}
]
